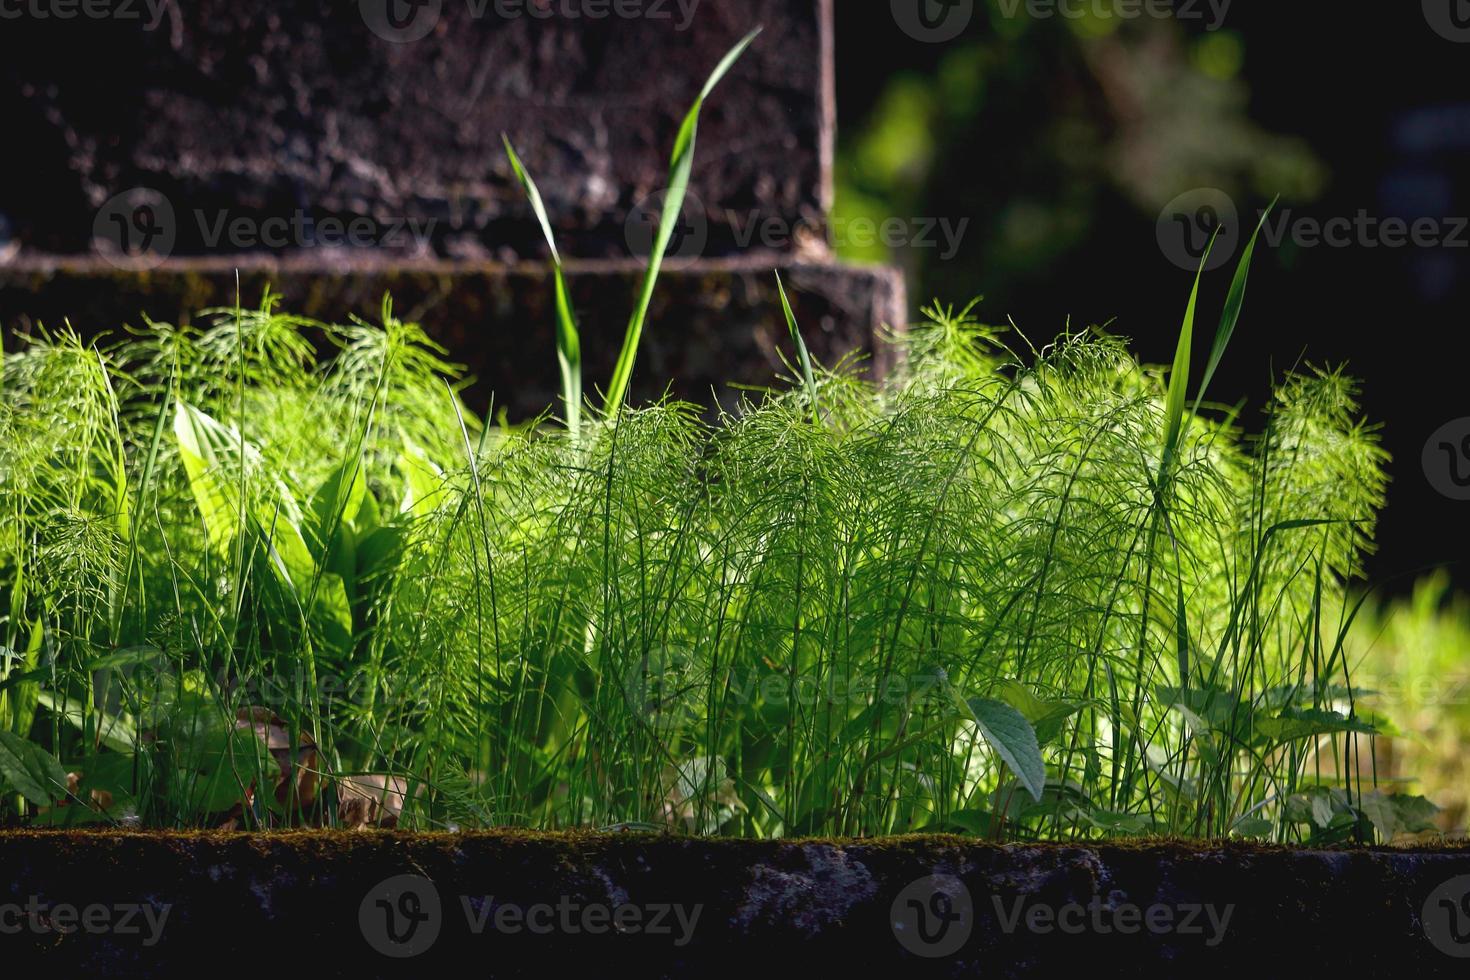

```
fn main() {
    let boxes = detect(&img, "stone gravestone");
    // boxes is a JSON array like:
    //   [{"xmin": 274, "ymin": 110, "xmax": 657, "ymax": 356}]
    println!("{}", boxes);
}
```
[{"xmin": 0, "ymin": 0, "xmax": 903, "ymax": 415}]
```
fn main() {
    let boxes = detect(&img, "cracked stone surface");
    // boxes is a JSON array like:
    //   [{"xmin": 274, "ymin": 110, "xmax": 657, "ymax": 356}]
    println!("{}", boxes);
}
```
[
  {"xmin": 0, "ymin": 256, "xmax": 906, "ymax": 416},
  {"xmin": 0, "ymin": 0, "xmax": 833, "ymax": 261}
]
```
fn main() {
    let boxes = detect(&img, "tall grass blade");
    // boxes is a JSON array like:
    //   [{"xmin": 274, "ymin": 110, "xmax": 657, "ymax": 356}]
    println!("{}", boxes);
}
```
[
  {"xmin": 504, "ymin": 135, "xmax": 583, "ymax": 435},
  {"xmin": 1192, "ymin": 198, "xmax": 1278, "ymax": 415},
  {"xmin": 602, "ymin": 26, "xmax": 762, "ymax": 413},
  {"xmin": 775, "ymin": 271, "xmax": 820, "ymax": 424}
]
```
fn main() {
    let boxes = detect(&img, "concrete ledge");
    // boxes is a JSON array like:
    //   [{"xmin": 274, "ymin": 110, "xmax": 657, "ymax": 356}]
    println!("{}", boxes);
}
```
[
  {"xmin": 1, "ymin": 832, "xmax": 1467, "ymax": 974},
  {"xmin": 0, "ymin": 255, "xmax": 905, "ymax": 415}
]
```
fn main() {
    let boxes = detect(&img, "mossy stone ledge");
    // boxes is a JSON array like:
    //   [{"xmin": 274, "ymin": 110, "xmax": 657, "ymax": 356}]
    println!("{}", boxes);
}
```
[{"xmin": 1, "ymin": 832, "xmax": 1467, "ymax": 975}]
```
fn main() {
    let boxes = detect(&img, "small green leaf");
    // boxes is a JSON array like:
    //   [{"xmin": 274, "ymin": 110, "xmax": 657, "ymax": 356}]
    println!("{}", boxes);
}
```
[
  {"xmin": 37, "ymin": 691, "xmax": 139, "ymax": 755},
  {"xmin": 1230, "ymin": 815, "xmax": 1274, "ymax": 838}
]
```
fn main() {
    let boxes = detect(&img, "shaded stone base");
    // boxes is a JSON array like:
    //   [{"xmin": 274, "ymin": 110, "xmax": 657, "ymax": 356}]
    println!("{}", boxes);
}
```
[
  {"xmin": 0, "ymin": 832, "xmax": 1466, "ymax": 975},
  {"xmin": 0, "ymin": 256, "xmax": 905, "ymax": 416}
]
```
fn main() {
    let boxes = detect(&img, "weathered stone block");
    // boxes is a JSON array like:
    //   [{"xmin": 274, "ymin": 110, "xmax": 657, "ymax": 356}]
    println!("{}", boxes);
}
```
[
  {"xmin": 0, "ymin": 256, "xmax": 904, "ymax": 416},
  {"xmin": 0, "ymin": 0, "xmax": 833, "ymax": 261}
]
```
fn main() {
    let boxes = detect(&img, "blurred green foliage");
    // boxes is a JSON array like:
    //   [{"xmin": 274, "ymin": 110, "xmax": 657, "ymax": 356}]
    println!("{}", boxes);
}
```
[
  {"xmin": 835, "ymin": 3, "xmax": 1326, "ymax": 312},
  {"xmin": 1349, "ymin": 573, "xmax": 1470, "ymax": 835}
]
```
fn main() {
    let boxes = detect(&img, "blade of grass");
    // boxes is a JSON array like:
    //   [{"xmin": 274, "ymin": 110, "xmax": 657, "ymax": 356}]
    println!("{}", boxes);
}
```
[
  {"xmin": 1192, "ymin": 198, "xmax": 1278, "ymax": 416},
  {"xmin": 602, "ymin": 26, "xmax": 762, "ymax": 414},
  {"xmin": 1161, "ymin": 230, "xmax": 1217, "ymax": 466},
  {"xmin": 774, "ymin": 271, "xmax": 820, "ymax": 425},
  {"xmin": 504, "ymin": 135, "xmax": 582, "ymax": 436}
]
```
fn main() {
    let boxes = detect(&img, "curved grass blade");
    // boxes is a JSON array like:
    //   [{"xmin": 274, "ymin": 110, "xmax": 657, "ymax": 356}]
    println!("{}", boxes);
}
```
[
  {"xmin": 775, "ymin": 271, "xmax": 820, "ymax": 425},
  {"xmin": 1192, "ymin": 198, "xmax": 1278, "ymax": 416},
  {"xmin": 603, "ymin": 26, "xmax": 762, "ymax": 413},
  {"xmin": 1161, "ymin": 230, "xmax": 1216, "ymax": 466},
  {"xmin": 504, "ymin": 134, "xmax": 582, "ymax": 435}
]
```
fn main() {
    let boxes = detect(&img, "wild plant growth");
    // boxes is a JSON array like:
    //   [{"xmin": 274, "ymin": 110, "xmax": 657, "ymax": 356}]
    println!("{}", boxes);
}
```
[{"xmin": 0, "ymin": 32, "xmax": 1428, "ymax": 841}]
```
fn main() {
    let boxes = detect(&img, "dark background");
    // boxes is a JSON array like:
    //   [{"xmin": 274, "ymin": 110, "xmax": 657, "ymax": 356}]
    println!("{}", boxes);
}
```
[{"xmin": 833, "ymin": 2, "xmax": 1470, "ymax": 594}]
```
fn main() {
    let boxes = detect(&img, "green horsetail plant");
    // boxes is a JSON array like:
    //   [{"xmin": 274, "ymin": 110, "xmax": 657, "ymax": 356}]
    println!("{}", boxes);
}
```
[{"xmin": 0, "ymin": 212, "xmax": 1421, "ymax": 843}]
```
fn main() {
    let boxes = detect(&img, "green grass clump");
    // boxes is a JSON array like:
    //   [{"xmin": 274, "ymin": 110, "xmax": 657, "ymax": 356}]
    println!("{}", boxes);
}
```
[
  {"xmin": 0, "ymin": 280, "xmax": 1422, "ymax": 841},
  {"xmin": 0, "ymin": 32, "xmax": 1426, "ymax": 842}
]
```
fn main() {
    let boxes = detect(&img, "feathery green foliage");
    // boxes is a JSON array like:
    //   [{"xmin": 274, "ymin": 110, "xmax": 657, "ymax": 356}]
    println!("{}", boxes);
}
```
[{"xmin": 0, "ymin": 259, "xmax": 1411, "ymax": 837}]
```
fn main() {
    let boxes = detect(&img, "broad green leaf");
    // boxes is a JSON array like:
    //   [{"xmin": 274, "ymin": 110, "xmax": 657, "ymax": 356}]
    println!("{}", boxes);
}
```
[
  {"xmin": 0, "ymin": 731, "xmax": 68, "ymax": 806},
  {"xmin": 4, "ymin": 616, "xmax": 43, "ymax": 737},
  {"xmin": 964, "ymin": 696, "xmax": 1046, "ymax": 802},
  {"xmin": 1230, "ymin": 815, "xmax": 1274, "ymax": 838},
  {"xmin": 994, "ymin": 679, "xmax": 1083, "ymax": 746},
  {"xmin": 1254, "ymin": 707, "xmax": 1379, "ymax": 742},
  {"xmin": 37, "ymin": 690, "xmax": 140, "ymax": 755},
  {"xmin": 173, "ymin": 400, "xmax": 247, "ymax": 554},
  {"xmin": 309, "ymin": 457, "xmax": 368, "ymax": 546},
  {"xmin": 1359, "ymin": 791, "xmax": 1440, "ymax": 840},
  {"xmin": 398, "ymin": 440, "xmax": 445, "ymax": 517},
  {"xmin": 1080, "ymin": 806, "xmax": 1153, "ymax": 835}
]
